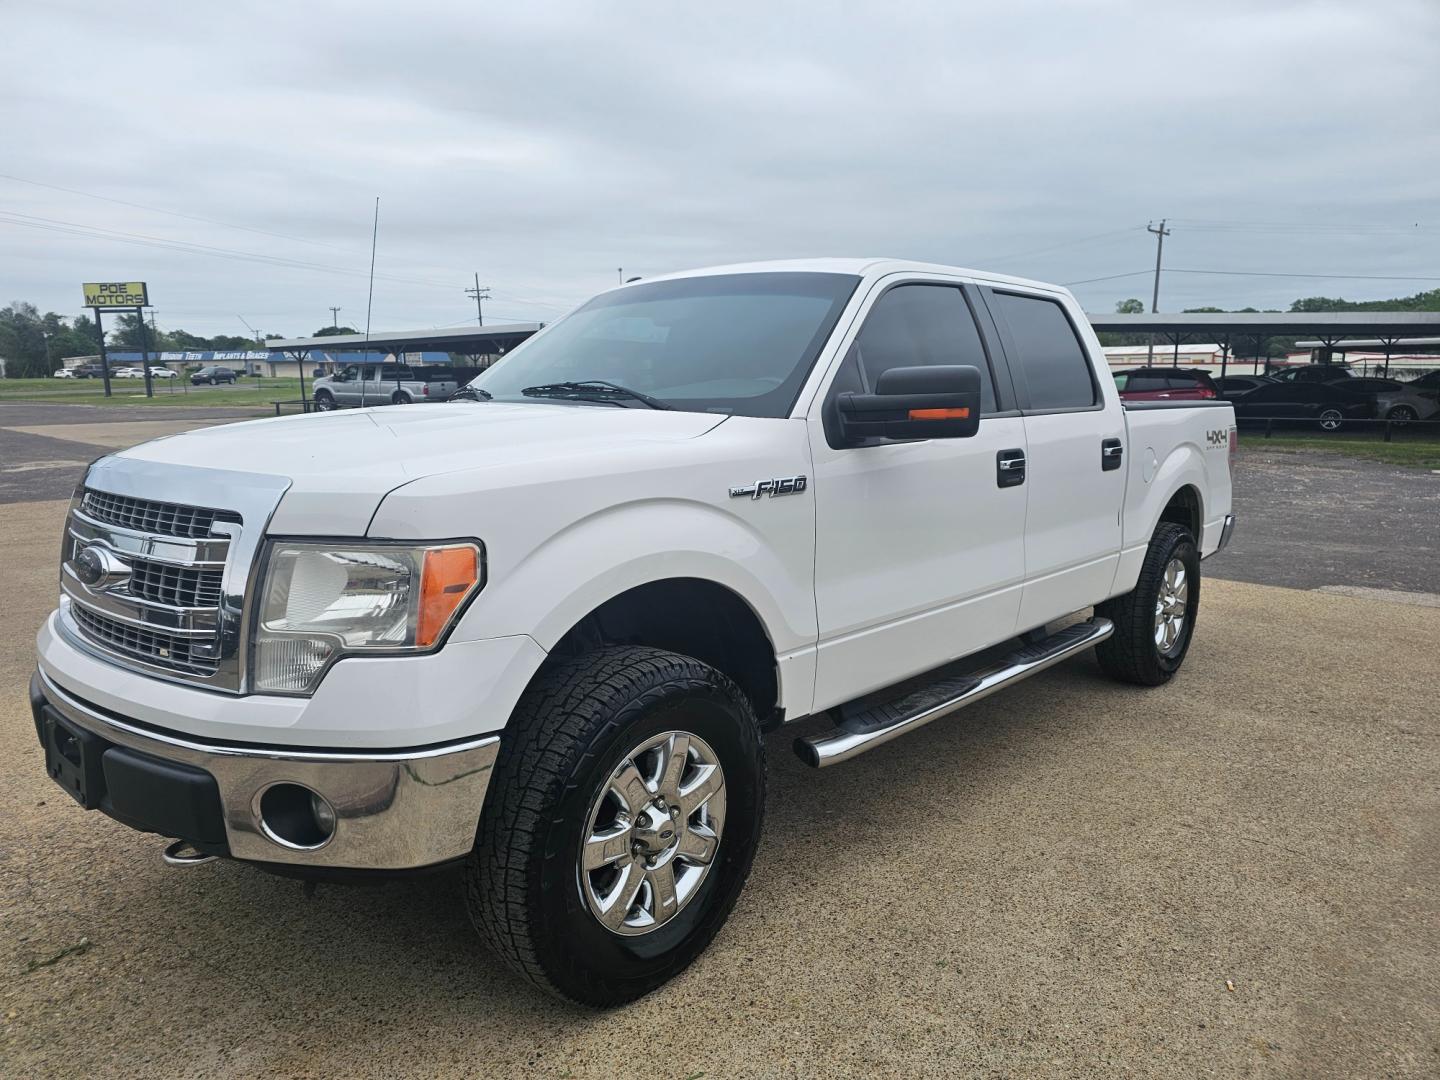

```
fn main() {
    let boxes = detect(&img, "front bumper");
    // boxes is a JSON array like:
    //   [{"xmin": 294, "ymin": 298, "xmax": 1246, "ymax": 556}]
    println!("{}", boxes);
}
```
[{"xmin": 31, "ymin": 667, "xmax": 499, "ymax": 871}]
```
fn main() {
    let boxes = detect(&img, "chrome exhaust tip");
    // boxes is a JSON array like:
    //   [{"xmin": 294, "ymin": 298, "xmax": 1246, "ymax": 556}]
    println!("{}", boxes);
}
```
[{"xmin": 162, "ymin": 839, "xmax": 218, "ymax": 867}]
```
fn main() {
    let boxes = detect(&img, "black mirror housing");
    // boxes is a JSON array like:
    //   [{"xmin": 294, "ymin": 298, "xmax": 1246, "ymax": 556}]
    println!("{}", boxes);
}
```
[{"xmin": 837, "ymin": 365, "xmax": 983, "ymax": 444}]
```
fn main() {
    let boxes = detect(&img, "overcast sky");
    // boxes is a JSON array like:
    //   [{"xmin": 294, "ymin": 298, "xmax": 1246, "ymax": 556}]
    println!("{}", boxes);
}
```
[{"xmin": 3, "ymin": 0, "xmax": 1437, "ymax": 340}]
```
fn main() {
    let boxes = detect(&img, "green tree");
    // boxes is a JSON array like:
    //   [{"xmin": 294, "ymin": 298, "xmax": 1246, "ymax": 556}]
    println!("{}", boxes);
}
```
[
  {"xmin": 313, "ymin": 325, "xmax": 359, "ymax": 337},
  {"xmin": 1114, "ymin": 298, "xmax": 1145, "ymax": 314},
  {"xmin": 0, "ymin": 301, "xmax": 49, "ymax": 376}
]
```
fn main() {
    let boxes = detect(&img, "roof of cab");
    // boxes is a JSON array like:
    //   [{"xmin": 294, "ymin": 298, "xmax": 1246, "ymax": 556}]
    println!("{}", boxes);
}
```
[{"xmin": 631, "ymin": 257, "xmax": 1070, "ymax": 295}]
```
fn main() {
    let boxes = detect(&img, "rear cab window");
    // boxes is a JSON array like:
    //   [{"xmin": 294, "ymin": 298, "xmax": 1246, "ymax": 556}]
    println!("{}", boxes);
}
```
[{"xmin": 987, "ymin": 291, "xmax": 1098, "ymax": 411}]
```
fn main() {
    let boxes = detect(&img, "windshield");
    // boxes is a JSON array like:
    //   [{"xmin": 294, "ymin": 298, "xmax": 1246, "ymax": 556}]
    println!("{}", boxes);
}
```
[{"xmin": 467, "ymin": 271, "xmax": 860, "ymax": 417}]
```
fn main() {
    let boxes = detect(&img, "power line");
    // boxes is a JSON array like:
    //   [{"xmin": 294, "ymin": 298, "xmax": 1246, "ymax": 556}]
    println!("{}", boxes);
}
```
[
  {"xmin": 980, "ymin": 225, "xmax": 1147, "ymax": 265},
  {"xmin": 1168, "ymin": 267, "xmax": 1440, "ymax": 282},
  {"xmin": 1062, "ymin": 270, "xmax": 1153, "ymax": 286}
]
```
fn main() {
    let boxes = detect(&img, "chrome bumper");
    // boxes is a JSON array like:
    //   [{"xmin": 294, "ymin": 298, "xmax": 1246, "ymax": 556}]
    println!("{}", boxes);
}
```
[
  {"xmin": 1204, "ymin": 514, "xmax": 1236, "ymax": 559},
  {"xmin": 35, "ymin": 668, "xmax": 499, "ymax": 870}
]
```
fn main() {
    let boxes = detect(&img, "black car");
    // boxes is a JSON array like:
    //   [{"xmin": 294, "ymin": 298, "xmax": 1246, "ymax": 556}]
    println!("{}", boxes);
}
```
[
  {"xmin": 1214, "ymin": 375, "xmax": 1274, "ymax": 399},
  {"xmin": 69, "ymin": 363, "xmax": 110, "ymax": 379},
  {"xmin": 190, "ymin": 365, "xmax": 237, "ymax": 385},
  {"xmin": 1229, "ymin": 379, "xmax": 1374, "ymax": 431},
  {"xmin": 1268, "ymin": 364, "xmax": 1354, "ymax": 384}
]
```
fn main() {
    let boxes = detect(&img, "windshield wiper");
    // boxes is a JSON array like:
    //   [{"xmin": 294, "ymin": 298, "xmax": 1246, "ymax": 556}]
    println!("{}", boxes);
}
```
[
  {"xmin": 520, "ymin": 380, "xmax": 672, "ymax": 410},
  {"xmin": 450, "ymin": 385, "xmax": 492, "ymax": 401}
]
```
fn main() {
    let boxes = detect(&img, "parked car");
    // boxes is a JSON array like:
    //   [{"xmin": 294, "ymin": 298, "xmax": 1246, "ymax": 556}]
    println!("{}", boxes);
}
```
[
  {"xmin": 1268, "ymin": 364, "xmax": 1354, "ymax": 384},
  {"xmin": 1113, "ymin": 366, "xmax": 1218, "ymax": 402},
  {"xmin": 112, "ymin": 367, "xmax": 144, "ymax": 379},
  {"xmin": 146, "ymin": 366, "xmax": 178, "ymax": 379},
  {"xmin": 1374, "ymin": 369, "xmax": 1440, "ymax": 424},
  {"xmin": 52, "ymin": 368, "xmax": 75, "ymax": 379},
  {"xmin": 1214, "ymin": 375, "xmax": 1274, "ymax": 398},
  {"xmin": 311, "ymin": 363, "xmax": 461, "ymax": 409},
  {"xmin": 190, "ymin": 365, "xmax": 237, "ymax": 385},
  {"xmin": 1229, "ymin": 378, "xmax": 1373, "ymax": 431},
  {"xmin": 32, "ymin": 258, "xmax": 1235, "ymax": 1006},
  {"xmin": 68, "ymin": 363, "xmax": 106, "ymax": 379}
]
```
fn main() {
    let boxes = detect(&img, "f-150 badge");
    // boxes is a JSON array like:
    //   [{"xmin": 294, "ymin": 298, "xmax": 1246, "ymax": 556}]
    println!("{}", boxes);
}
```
[{"xmin": 729, "ymin": 475, "xmax": 808, "ymax": 500}]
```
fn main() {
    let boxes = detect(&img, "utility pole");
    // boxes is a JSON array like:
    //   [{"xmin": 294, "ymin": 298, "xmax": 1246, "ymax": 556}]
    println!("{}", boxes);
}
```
[
  {"xmin": 1146, "ymin": 219, "xmax": 1170, "ymax": 363},
  {"xmin": 465, "ymin": 274, "xmax": 490, "ymax": 326},
  {"xmin": 329, "ymin": 306, "xmax": 341, "ymax": 329},
  {"xmin": 617, "ymin": 267, "xmax": 623, "ymax": 285}
]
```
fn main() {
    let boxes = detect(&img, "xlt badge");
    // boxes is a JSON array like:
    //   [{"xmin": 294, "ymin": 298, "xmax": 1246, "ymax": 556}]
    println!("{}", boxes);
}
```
[{"xmin": 729, "ymin": 476, "xmax": 808, "ymax": 500}]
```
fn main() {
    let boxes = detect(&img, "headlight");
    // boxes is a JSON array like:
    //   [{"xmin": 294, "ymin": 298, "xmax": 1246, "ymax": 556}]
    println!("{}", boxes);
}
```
[{"xmin": 252, "ymin": 541, "xmax": 483, "ymax": 694}]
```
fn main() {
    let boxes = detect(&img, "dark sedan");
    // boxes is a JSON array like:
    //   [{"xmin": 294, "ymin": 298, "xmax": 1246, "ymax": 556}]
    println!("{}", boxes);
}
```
[
  {"xmin": 1229, "ymin": 379, "xmax": 1374, "ymax": 432},
  {"xmin": 189, "ymin": 365, "xmax": 237, "ymax": 385}
]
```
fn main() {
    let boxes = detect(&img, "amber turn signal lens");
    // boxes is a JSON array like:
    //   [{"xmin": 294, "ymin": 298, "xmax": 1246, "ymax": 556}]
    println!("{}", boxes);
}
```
[
  {"xmin": 908, "ymin": 407, "xmax": 970, "ymax": 421},
  {"xmin": 417, "ymin": 545, "xmax": 479, "ymax": 647}
]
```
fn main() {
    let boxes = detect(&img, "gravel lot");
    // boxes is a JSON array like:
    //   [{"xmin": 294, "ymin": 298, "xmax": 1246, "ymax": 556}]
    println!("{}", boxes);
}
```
[{"xmin": 2, "ymin": 409, "xmax": 1438, "ymax": 1077}]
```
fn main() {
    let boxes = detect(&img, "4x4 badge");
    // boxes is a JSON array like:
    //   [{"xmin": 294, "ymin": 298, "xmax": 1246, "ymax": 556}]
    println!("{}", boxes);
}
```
[{"xmin": 729, "ymin": 476, "xmax": 808, "ymax": 500}]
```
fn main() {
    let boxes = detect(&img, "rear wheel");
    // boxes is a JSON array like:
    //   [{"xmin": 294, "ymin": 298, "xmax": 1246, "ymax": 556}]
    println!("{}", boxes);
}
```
[
  {"xmin": 466, "ymin": 646, "xmax": 765, "ymax": 1006},
  {"xmin": 1388, "ymin": 405, "xmax": 1418, "ymax": 427},
  {"xmin": 1318, "ymin": 408, "xmax": 1344, "ymax": 432},
  {"xmin": 1095, "ymin": 522, "xmax": 1199, "ymax": 686},
  {"xmin": 392, "ymin": 391, "xmax": 411, "ymax": 405}
]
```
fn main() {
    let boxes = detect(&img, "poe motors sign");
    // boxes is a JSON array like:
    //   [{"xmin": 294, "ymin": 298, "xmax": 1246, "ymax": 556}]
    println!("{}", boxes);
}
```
[
  {"xmin": 82, "ymin": 281, "xmax": 155, "ymax": 397},
  {"xmin": 83, "ymin": 281, "xmax": 149, "ymax": 309}
]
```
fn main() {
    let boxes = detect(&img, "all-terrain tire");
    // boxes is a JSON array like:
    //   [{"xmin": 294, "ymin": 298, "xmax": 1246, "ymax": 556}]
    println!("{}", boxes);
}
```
[
  {"xmin": 465, "ymin": 646, "xmax": 766, "ymax": 1006},
  {"xmin": 1095, "ymin": 522, "xmax": 1199, "ymax": 686}
]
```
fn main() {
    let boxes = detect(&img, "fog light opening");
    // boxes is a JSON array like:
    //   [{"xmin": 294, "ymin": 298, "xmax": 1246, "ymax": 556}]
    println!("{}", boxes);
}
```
[{"xmin": 257, "ymin": 783, "xmax": 336, "ymax": 850}]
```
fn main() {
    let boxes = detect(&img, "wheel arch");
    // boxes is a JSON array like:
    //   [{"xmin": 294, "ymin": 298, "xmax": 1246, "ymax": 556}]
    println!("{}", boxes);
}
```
[{"xmin": 546, "ymin": 577, "xmax": 782, "ymax": 727}]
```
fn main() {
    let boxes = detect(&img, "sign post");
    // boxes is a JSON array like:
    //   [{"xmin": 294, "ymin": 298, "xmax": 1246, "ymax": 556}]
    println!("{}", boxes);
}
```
[{"xmin": 83, "ymin": 282, "xmax": 150, "ymax": 399}]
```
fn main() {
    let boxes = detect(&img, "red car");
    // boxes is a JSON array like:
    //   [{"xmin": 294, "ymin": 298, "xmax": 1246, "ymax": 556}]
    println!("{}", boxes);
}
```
[{"xmin": 1113, "ymin": 367, "xmax": 1218, "ymax": 402}]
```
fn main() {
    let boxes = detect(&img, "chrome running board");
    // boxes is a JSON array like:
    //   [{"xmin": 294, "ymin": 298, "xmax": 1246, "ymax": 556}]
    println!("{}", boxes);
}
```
[{"xmin": 794, "ymin": 617, "xmax": 1114, "ymax": 768}]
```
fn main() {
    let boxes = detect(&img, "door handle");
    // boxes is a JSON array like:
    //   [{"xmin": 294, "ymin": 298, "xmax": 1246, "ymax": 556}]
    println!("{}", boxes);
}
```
[
  {"xmin": 1101, "ymin": 438, "xmax": 1123, "ymax": 472},
  {"xmin": 997, "ymin": 449, "xmax": 1026, "ymax": 488}
]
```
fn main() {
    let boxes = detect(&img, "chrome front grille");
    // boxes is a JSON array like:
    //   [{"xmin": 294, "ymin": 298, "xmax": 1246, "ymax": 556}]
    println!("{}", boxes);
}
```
[
  {"xmin": 128, "ymin": 558, "xmax": 225, "ymax": 609},
  {"xmin": 72, "ymin": 605, "xmax": 220, "ymax": 676},
  {"xmin": 81, "ymin": 489, "xmax": 239, "ymax": 539},
  {"xmin": 58, "ymin": 461, "xmax": 290, "ymax": 694}
]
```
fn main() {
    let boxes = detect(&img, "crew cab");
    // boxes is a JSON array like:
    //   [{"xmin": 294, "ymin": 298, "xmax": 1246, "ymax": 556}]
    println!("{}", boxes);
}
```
[
  {"xmin": 31, "ymin": 259, "xmax": 1235, "ymax": 1006},
  {"xmin": 310, "ymin": 363, "xmax": 461, "ymax": 409}
]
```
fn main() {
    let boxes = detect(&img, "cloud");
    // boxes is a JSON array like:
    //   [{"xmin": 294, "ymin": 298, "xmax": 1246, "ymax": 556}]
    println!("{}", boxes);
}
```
[{"xmin": 2, "ymin": 0, "xmax": 1436, "ymax": 337}]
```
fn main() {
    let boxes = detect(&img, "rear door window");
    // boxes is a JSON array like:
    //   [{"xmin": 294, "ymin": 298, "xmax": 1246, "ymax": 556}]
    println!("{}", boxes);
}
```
[{"xmin": 988, "ymin": 292, "xmax": 1097, "ymax": 411}]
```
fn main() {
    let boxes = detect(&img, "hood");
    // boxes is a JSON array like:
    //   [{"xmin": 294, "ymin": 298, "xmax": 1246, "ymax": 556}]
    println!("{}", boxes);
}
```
[{"xmin": 117, "ymin": 402, "xmax": 727, "ymax": 534}]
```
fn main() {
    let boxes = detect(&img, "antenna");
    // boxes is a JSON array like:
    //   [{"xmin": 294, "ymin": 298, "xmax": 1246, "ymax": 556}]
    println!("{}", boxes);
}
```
[{"xmin": 361, "ymin": 197, "xmax": 380, "ymax": 407}]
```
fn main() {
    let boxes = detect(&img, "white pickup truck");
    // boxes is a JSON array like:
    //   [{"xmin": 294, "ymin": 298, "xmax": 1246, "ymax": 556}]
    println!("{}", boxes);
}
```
[{"xmin": 32, "ymin": 259, "xmax": 1235, "ymax": 1005}]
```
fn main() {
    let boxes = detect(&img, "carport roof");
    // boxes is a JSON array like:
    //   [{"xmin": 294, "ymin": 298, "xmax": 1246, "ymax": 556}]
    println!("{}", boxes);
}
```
[
  {"xmin": 1084, "ymin": 312, "xmax": 1440, "ymax": 337},
  {"xmin": 265, "ymin": 323, "xmax": 543, "ymax": 354}
]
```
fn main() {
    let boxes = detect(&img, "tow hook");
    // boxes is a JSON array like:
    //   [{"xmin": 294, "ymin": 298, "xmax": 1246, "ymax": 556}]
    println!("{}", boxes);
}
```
[{"xmin": 162, "ymin": 839, "xmax": 218, "ymax": 867}]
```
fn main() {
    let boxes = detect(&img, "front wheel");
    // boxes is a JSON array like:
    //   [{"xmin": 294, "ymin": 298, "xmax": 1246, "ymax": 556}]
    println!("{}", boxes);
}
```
[
  {"xmin": 466, "ymin": 646, "xmax": 765, "ymax": 1006},
  {"xmin": 1095, "ymin": 522, "xmax": 1200, "ymax": 686},
  {"xmin": 312, "ymin": 390, "xmax": 336, "ymax": 411},
  {"xmin": 1318, "ymin": 408, "xmax": 1344, "ymax": 432}
]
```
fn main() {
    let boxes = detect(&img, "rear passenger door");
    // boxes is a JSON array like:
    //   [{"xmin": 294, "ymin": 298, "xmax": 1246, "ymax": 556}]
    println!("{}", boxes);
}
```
[{"xmin": 981, "ymin": 287, "xmax": 1124, "ymax": 631}]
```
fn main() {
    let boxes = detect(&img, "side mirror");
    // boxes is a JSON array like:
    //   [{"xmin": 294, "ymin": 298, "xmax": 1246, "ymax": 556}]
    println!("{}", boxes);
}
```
[{"xmin": 837, "ymin": 365, "xmax": 982, "ymax": 445}]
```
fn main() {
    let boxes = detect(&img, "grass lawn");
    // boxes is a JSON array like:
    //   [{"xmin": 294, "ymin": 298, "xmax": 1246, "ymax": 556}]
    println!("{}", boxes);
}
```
[
  {"xmin": 1242, "ymin": 431, "xmax": 1440, "ymax": 470},
  {"xmin": 0, "ymin": 377, "xmax": 303, "ymax": 409}
]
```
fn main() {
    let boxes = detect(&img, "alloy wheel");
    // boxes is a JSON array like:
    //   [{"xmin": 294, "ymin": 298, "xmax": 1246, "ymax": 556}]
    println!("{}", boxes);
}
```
[
  {"xmin": 1153, "ymin": 557, "xmax": 1189, "ymax": 655},
  {"xmin": 579, "ymin": 730, "xmax": 726, "ymax": 936}
]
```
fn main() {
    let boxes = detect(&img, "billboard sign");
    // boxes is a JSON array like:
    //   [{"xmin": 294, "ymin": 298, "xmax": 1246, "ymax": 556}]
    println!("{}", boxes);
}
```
[{"xmin": 83, "ymin": 281, "xmax": 149, "ymax": 309}]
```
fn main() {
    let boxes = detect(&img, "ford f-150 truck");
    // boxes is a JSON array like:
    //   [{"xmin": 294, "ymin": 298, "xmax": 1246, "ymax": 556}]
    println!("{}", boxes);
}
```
[{"xmin": 31, "ymin": 259, "xmax": 1235, "ymax": 1005}]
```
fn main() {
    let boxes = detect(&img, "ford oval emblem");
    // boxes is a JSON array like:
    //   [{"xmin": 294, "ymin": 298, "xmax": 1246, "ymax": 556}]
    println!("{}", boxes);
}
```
[{"xmin": 71, "ymin": 544, "xmax": 128, "ymax": 590}]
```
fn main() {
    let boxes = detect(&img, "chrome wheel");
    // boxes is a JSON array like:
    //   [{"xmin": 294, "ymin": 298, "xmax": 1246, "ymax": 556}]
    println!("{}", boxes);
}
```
[
  {"xmin": 1154, "ymin": 557, "xmax": 1189, "ymax": 655},
  {"xmin": 579, "ymin": 730, "xmax": 725, "ymax": 937},
  {"xmin": 1318, "ymin": 408, "xmax": 1343, "ymax": 432}
]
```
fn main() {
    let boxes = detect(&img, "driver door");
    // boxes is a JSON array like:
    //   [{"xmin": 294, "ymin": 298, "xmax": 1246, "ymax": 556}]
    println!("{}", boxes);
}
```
[{"xmin": 808, "ymin": 278, "xmax": 1028, "ymax": 712}]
